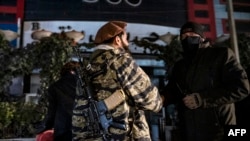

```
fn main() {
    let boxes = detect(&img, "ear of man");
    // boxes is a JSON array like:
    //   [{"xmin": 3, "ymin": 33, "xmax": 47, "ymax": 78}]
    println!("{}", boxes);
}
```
[{"xmin": 113, "ymin": 35, "xmax": 123, "ymax": 48}]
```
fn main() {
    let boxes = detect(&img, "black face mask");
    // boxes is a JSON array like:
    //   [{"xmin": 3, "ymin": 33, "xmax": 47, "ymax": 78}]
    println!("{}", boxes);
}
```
[{"xmin": 181, "ymin": 36, "xmax": 201, "ymax": 57}]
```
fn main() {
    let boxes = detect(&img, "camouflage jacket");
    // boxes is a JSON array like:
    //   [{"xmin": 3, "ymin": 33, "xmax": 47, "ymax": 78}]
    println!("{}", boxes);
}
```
[{"xmin": 72, "ymin": 45, "xmax": 163, "ymax": 141}]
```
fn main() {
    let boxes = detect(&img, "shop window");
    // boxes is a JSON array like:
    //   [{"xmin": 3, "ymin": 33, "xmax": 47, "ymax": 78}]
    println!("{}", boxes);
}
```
[
  {"xmin": 195, "ymin": 10, "xmax": 209, "ymax": 18},
  {"xmin": 0, "ymin": 0, "xmax": 17, "ymax": 6},
  {"xmin": 0, "ymin": 13, "xmax": 16, "ymax": 23},
  {"xmin": 194, "ymin": 0, "xmax": 207, "ymax": 4}
]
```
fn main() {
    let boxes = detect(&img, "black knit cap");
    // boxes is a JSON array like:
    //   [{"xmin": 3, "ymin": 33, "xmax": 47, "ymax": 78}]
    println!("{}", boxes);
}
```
[{"xmin": 180, "ymin": 21, "xmax": 205, "ymax": 38}]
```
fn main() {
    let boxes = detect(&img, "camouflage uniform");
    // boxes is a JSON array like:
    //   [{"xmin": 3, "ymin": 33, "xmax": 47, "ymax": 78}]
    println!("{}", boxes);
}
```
[{"xmin": 72, "ymin": 45, "xmax": 163, "ymax": 141}]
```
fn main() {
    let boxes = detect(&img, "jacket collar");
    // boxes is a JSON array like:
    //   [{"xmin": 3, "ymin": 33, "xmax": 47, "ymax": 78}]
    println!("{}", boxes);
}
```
[{"xmin": 94, "ymin": 44, "xmax": 114, "ymax": 50}]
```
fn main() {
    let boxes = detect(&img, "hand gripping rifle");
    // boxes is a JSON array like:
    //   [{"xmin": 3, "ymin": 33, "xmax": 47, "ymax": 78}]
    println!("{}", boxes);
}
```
[{"xmin": 73, "ymin": 47, "xmax": 126, "ymax": 140}]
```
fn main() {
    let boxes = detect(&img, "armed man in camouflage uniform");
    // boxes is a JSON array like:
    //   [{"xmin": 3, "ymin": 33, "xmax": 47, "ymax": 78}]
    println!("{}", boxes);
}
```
[{"xmin": 72, "ymin": 21, "xmax": 163, "ymax": 141}]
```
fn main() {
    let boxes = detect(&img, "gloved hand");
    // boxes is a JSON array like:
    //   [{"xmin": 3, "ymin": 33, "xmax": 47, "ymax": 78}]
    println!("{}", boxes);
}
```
[{"xmin": 182, "ymin": 93, "xmax": 202, "ymax": 109}]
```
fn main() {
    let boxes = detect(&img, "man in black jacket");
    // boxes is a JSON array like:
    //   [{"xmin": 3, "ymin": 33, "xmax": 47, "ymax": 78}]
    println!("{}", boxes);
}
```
[
  {"xmin": 37, "ymin": 61, "xmax": 80, "ymax": 141},
  {"xmin": 164, "ymin": 21, "xmax": 250, "ymax": 141}
]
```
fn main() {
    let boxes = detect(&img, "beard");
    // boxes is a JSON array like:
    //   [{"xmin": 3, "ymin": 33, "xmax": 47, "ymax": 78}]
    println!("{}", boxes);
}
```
[{"xmin": 121, "ymin": 40, "xmax": 131, "ymax": 54}]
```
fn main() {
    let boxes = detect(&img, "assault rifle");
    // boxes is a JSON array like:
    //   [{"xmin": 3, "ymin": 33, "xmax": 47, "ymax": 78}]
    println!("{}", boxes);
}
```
[{"xmin": 73, "ymin": 47, "xmax": 126, "ymax": 140}]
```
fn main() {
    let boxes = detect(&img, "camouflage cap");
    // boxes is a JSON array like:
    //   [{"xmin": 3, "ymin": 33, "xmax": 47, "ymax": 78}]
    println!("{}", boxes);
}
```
[
  {"xmin": 180, "ymin": 21, "xmax": 205, "ymax": 38},
  {"xmin": 94, "ymin": 21, "xmax": 127, "ymax": 44}
]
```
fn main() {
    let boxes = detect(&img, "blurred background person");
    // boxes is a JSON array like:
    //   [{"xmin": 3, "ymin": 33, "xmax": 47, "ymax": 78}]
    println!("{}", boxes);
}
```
[{"xmin": 36, "ymin": 61, "xmax": 80, "ymax": 141}]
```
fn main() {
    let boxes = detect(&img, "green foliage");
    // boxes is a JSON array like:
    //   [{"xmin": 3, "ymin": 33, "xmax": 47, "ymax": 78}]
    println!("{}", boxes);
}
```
[
  {"xmin": 0, "ymin": 35, "xmax": 33, "ymax": 95},
  {"xmin": 0, "ymin": 32, "xmax": 76, "ymax": 138},
  {"xmin": 0, "ymin": 33, "xmax": 75, "ymax": 96},
  {"xmin": 0, "ymin": 102, "xmax": 15, "ymax": 129},
  {"xmin": 0, "ymin": 101, "xmax": 44, "ymax": 138},
  {"xmin": 26, "ymin": 33, "xmax": 75, "ymax": 91}
]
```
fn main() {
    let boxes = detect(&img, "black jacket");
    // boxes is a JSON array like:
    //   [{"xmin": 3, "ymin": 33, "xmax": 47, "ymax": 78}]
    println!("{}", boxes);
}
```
[
  {"xmin": 165, "ymin": 47, "xmax": 249, "ymax": 141},
  {"xmin": 42, "ymin": 73, "xmax": 78, "ymax": 141}
]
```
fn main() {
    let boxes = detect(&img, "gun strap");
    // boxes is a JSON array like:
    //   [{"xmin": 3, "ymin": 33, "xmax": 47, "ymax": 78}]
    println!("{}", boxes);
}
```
[{"xmin": 104, "ymin": 89, "xmax": 125, "ymax": 111}]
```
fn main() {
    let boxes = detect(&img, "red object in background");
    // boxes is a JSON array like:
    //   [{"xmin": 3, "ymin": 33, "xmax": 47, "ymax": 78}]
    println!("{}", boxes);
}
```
[
  {"xmin": 36, "ymin": 130, "xmax": 54, "ymax": 141},
  {"xmin": 187, "ymin": 0, "xmax": 216, "ymax": 42},
  {"xmin": 0, "ymin": 0, "xmax": 24, "ymax": 23}
]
